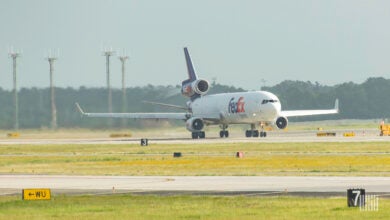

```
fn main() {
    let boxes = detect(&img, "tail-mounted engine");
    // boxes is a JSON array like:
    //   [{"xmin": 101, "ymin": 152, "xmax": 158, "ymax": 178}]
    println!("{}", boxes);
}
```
[
  {"xmin": 181, "ymin": 79, "xmax": 210, "ymax": 98},
  {"xmin": 275, "ymin": 116, "xmax": 288, "ymax": 129},
  {"xmin": 186, "ymin": 117, "xmax": 204, "ymax": 132}
]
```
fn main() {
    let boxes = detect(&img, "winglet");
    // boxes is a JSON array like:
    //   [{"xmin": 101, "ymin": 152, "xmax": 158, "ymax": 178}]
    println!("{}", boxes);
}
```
[
  {"xmin": 184, "ymin": 47, "xmax": 198, "ymax": 81},
  {"xmin": 75, "ymin": 102, "xmax": 85, "ymax": 115},
  {"xmin": 334, "ymin": 99, "xmax": 339, "ymax": 113}
]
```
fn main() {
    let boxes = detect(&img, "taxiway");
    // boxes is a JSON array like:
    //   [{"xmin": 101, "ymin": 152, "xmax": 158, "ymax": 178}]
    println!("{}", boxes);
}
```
[
  {"xmin": 0, "ymin": 129, "xmax": 387, "ymax": 145},
  {"xmin": 1, "ymin": 175, "xmax": 390, "ymax": 196}
]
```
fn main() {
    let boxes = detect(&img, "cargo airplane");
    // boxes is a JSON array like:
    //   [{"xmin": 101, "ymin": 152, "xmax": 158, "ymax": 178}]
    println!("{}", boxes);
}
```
[{"xmin": 76, "ymin": 47, "xmax": 339, "ymax": 139}]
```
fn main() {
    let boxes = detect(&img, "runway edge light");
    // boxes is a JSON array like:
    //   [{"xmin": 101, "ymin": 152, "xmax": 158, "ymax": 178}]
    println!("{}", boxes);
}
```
[{"xmin": 22, "ymin": 188, "xmax": 51, "ymax": 200}]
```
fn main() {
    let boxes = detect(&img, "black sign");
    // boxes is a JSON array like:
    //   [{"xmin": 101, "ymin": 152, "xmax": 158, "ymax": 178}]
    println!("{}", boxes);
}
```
[
  {"xmin": 140, "ymin": 139, "xmax": 148, "ymax": 146},
  {"xmin": 347, "ymin": 188, "xmax": 365, "ymax": 207}
]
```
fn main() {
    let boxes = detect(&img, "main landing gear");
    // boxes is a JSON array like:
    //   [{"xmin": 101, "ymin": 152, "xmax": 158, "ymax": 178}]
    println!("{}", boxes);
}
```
[
  {"xmin": 220, "ymin": 130, "xmax": 229, "ymax": 138},
  {"xmin": 245, "ymin": 124, "xmax": 267, "ymax": 138},
  {"xmin": 192, "ymin": 131, "xmax": 205, "ymax": 139},
  {"xmin": 219, "ymin": 125, "xmax": 229, "ymax": 138}
]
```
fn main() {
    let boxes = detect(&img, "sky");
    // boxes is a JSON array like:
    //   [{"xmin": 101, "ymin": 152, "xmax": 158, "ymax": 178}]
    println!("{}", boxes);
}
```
[{"xmin": 1, "ymin": 0, "xmax": 390, "ymax": 90}]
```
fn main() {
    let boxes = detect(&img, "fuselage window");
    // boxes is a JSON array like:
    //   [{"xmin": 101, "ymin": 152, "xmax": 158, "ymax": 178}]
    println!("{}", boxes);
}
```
[{"xmin": 262, "ymin": 99, "xmax": 278, "ymax": 104}]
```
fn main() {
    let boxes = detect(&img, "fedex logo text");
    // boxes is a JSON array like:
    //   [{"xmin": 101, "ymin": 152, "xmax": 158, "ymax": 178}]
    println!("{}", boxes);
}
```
[{"xmin": 228, "ymin": 97, "xmax": 245, "ymax": 113}]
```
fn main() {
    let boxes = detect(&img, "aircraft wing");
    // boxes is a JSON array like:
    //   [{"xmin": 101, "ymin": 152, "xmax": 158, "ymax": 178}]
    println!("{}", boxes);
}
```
[
  {"xmin": 281, "ymin": 99, "xmax": 339, "ymax": 117},
  {"xmin": 142, "ymin": 101, "xmax": 188, "ymax": 110},
  {"xmin": 75, "ymin": 103, "xmax": 190, "ymax": 120}
]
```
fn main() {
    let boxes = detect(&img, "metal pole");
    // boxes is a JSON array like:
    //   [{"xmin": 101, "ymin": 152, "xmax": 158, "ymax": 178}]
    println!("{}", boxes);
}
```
[
  {"xmin": 103, "ymin": 49, "xmax": 115, "ymax": 127},
  {"xmin": 119, "ymin": 56, "xmax": 129, "ymax": 128},
  {"xmin": 13, "ymin": 56, "xmax": 18, "ymax": 130},
  {"xmin": 48, "ymin": 57, "xmax": 57, "ymax": 129},
  {"xmin": 9, "ymin": 53, "xmax": 20, "ymax": 131},
  {"xmin": 106, "ymin": 54, "xmax": 112, "ymax": 114}
]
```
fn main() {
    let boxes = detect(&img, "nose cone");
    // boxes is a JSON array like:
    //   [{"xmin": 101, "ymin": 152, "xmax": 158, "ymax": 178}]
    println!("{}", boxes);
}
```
[
  {"xmin": 261, "ymin": 102, "xmax": 279, "ymax": 119},
  {"xmin": 268, "ymin": 102, "xmax": 280, "ymax": 118}
]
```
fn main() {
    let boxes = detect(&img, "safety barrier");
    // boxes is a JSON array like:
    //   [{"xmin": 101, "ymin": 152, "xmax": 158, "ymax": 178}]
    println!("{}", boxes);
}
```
[
  {"xmin": 7, "ymin": 133, "xmax": 20, "ymax": 138},
  {"xmin": 343, "ymin": 132, "xmax": 355, "ymax": 137},
  {"xmin": 316, "ymin": 132, "xmax": 336, "ymax": 137},
  {"xmin": 109, "ymin": 133, "xmax": 132, "ymax": 138}
]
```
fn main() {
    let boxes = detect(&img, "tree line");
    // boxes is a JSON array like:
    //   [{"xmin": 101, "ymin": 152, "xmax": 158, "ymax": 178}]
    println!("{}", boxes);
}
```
[{"xmin": 0, "ymin": 77, "xmax": 388, "ymax": 129}]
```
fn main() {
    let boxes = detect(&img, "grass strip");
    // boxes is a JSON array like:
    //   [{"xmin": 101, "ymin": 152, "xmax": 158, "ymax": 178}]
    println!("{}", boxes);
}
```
[
  {"xmin": 1, "ymin": 142, "xmax": 390, "ymax": 176},
  {"xmin": 0, "ymin": 194, "xmax": 389, "ymax": 220}
]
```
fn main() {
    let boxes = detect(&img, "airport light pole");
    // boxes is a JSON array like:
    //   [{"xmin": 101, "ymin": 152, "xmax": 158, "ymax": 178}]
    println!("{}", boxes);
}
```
[
  {"xmin": 47, "ymin": 55, "xmax": 58, "ymax": 130},
  {"xmin": 9, "ymin": 51, "xmax": 21, "ymax": 130},
  {"xmin": 102, "ymin": 48, "xmax": 115, "ymax": 127},
  {"xmin": 260, "ymin": 78, "xmax": 266, "ymax": 90},
  {"xmin": 119, "ymin": 55, "xmax": 129, "ymax": 127}
]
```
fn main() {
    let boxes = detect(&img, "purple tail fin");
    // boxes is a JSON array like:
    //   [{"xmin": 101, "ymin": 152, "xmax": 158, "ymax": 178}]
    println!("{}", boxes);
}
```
[
  {"xmin": 184, "ymin": 47, "xmax": 198, "ymax": 82},
  {"xmin": 181, "ymin": 47, "xmax": 209, "ymax": 100}
]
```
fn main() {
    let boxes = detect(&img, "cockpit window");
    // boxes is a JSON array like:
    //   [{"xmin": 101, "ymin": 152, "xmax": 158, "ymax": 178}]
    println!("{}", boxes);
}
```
[{"xmin": 262, "ymin": 99, "xmax": 278, "ymax": 104}]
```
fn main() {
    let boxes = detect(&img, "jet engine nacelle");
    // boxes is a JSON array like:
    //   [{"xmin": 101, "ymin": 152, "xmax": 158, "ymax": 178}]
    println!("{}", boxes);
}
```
[
  {"xmin": 274, "ymin": 116, "xmax": 288, "ymax": 129},
  {"xmin": 186, "ymin": 117, "xmax": 204, "ymax": 132},
  {"xmin": 181, "ymin": 79, "xmax": 210, "ymax": 97}
]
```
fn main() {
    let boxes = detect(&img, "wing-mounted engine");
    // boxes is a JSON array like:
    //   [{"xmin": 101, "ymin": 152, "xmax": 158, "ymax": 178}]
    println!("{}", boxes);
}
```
[
  {"xmin": 274, "ymin": 116, "xmax": 288, "ymax": 129},
  {"xmin": 181, "ymin": 79, "xmax": 210, "ymax": 98},
  {"xmin": 186, "ymin": 117, "xmax": 204, "ymax": 132}
]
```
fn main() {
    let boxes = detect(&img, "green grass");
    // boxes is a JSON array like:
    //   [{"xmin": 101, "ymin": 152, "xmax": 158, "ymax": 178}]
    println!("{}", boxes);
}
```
[
  {"xmin": 0, "ymin": 194, "xmax": 389, "ymax": 220},
  {"xmin": 0, "ymin": 142, "xmax": 390, "ymax": 176},
  {"xmin": 1, "ymin": 142, "xmax": 390, "ymax": 155}
]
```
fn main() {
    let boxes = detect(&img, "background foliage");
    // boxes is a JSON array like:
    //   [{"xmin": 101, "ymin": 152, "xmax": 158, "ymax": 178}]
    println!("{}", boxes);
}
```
[{"xmin": 0, "ymin": 77, "xmax": 388, "ymax": 129}]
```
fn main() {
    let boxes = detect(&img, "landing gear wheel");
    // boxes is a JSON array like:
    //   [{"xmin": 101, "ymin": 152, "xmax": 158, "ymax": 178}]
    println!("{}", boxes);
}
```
[
  {"xmin": 219, "ymin": 130, "xmax": 229, "ymax": 138},
  {"xmin": 245, "ymin": 130, "xmax": 252, "ymax": 138},
  {"xmin": 192, "ymin": 131, "xmax": 205, "ymax": 139},
  {"xmin": 253, "ymin": 130, "xmax": 259, "ymax": 137},
  {"xmin": 259, "ymin": 131, "xmax": 267, "ymax": 137}
]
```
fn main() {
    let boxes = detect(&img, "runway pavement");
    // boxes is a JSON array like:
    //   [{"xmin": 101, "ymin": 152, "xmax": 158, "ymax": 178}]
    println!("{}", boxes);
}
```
[
  {"xmin": 1, "ymin": 175, "xmax": 390, "ymax": 196},
  {"xmin": 0, "ymin": 130, "xmax": 388, "ymax": 145}
]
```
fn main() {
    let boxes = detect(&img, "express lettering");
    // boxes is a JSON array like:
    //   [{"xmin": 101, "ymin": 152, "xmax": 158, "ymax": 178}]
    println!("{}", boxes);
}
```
[{"xmin": 228, "ymin": 97, "xmax": 245, "ymax": 113}]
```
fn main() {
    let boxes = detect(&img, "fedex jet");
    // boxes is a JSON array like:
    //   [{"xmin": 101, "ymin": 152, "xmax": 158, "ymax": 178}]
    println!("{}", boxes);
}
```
[{"xmin": 76, "ymin": 47, "xmax": 339, "ymax": 139}]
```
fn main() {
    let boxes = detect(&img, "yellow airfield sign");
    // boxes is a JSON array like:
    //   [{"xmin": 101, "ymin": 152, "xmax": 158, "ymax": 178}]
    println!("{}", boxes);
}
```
[{"xmin": 22, "ymin": 189, "xmax": 51, "ymax": 200}]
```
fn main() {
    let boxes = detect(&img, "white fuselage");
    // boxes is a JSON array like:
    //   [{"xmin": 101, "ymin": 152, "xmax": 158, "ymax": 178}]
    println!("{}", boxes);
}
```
[{"xmin": 189, "ymin": 91, "xmax": 281, "ymax": 125}]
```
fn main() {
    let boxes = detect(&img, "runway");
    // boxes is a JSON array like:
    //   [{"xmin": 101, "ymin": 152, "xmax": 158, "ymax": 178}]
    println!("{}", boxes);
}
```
[
  {"xmin": 1, "ymin": 175, "xmax": 390, "ymax": 196},
  {"xmin": 0, "ymin": 129, "xmax": 388, "ymax": 145}
]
